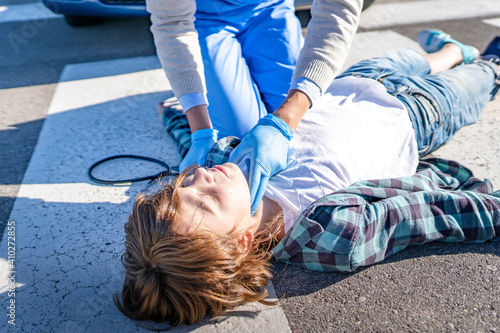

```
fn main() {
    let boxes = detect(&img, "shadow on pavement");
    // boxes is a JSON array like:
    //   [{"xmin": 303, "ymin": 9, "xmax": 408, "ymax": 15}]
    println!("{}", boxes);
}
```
[
  {"xmin": 0, "ymin": 16, "xmax": 155, "ymax": 90},
  {"xmin": 272, "ymin": 241, "xmax": 500, "ymax": 298}
]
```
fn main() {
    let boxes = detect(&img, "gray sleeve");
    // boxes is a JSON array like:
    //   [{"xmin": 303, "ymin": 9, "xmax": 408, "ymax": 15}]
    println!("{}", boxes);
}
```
[
  {"xmin": 146, "ymin": 0, "xmax": 206, "ymax": 98},
  {"xmin": 293, "ymin": 0, "xmax": 362, "ymax": 94}
]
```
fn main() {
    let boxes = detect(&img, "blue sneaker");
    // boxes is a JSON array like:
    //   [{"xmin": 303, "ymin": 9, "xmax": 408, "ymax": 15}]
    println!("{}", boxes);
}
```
[{"xmin": 417, "ymin": 29, "xmax": 480, "ymax": 64}]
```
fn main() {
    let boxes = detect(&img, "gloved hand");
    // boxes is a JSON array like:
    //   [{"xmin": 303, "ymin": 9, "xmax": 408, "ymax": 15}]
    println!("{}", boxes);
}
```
[
  {"xmin": 180, "ymin": 128, "xmax": 218, "ymax": 173},
  {"xmin": 228, "ymin": 114, "xmax": 293, "ymax": 215}
]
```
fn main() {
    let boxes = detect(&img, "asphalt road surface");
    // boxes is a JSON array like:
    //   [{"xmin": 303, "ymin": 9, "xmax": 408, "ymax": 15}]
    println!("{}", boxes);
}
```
[{"xmin": 1, "ymin": 0, "xmax": 499, "ymax": 332}]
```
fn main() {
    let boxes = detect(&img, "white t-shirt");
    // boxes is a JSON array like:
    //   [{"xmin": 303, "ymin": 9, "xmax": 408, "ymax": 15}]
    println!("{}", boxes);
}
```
[{"xmin": 261, "ymin": 77, "xmax": 419, "ymax": 232}]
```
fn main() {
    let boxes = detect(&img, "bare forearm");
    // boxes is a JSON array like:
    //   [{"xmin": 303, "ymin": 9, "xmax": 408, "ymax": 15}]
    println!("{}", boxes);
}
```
[
  {"xmin": 272, "ymin": 89, "xmax": 311, "ymax": 131},
  {"xmin": 185, "ymin": 105, "xmax": 212, "ymax": 133}
]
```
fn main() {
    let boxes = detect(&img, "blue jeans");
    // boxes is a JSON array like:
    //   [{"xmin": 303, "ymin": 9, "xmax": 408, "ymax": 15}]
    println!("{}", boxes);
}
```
[
  {"xmin": 338, "ymin": 49, "xmax": 499, "ymax": 156},
  {"xmin": 194, "ymin": 0, "xmax": 303, "ymax": 138}
]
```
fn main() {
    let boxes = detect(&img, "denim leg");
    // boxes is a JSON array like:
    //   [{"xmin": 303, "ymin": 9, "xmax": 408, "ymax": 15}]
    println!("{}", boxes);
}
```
[
  {"xmin": 337, "ymin": 48, "xmax": 431, "ymax": 81},
  {"xmin": 394, "ymin": 60, "xmax": 499, "ymax": 155},
  {"xmin": 339, "ymin": 49, "xmax": 499, "ymax": 156}
]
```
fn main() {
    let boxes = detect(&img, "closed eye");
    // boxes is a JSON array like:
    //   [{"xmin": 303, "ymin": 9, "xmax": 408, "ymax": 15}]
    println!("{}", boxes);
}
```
[
  {"xmin": 177, "ymin": 188, "xmax": 216, "ymax": 214},
  {"xmin": 195, "ymin": 193, "xmax": 216, "ymax": 213},
  {"xmin": 201, "ymin": 192, "xmax": 218, "ymax": 205},
  {"xmin": 180, "ymin": 174, "xmax": 194, "ymax": 188}
]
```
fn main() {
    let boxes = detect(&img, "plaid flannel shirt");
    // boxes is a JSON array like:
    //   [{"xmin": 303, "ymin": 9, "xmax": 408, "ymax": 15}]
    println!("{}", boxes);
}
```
[
  {"xmin": 162, "ymin": 108, "xmax": 500, "ymax": 273},
  {"xmin": 272, "ymin": 159, "xmax": 500, "ymax": 272}
]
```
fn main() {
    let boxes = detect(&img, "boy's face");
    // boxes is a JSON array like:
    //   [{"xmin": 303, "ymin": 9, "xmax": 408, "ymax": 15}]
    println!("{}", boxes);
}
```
[{"xmin": 174, "ymin": 163, "xmax": 256, "ymax": 236}]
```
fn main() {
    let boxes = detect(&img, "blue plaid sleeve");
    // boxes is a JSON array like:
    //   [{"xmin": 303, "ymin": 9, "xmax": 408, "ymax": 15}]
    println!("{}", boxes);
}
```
[
  {"xmin": 272, "ymin": 158, "xmax": 500, "ymax": 272},
  {"xmin": 160, "ymin": 102, "xmax": 240, "ymax": 164},
  {"xmin": 160, "ymin": 104, "xmax": 192, "ymax": 158}
]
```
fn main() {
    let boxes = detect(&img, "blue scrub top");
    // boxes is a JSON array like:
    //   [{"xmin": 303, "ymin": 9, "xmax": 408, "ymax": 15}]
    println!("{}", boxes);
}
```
[{"xmin": 195, "ymin": 0, "xmax": 280, "ymax": 16}]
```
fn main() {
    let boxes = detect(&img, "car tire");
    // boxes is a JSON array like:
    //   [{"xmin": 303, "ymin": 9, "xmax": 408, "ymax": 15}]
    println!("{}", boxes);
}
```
[{"xmin": 64, "ymin": 15, "xmax": 106, "ymax": 27}]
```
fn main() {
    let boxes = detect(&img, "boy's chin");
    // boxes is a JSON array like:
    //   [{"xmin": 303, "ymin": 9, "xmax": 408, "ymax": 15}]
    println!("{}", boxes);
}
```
[{"xmin": 226, "ymin": 161, "xmax": 251, "ymax": 184}]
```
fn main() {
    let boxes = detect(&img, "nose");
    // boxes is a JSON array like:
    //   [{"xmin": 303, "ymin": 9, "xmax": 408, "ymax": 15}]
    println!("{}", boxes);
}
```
[{"xmin": 192, "ymin": 167, "xmax": 215, "ymax": 183}]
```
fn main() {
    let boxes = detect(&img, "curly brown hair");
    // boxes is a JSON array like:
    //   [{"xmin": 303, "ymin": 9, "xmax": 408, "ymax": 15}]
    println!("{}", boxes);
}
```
[{"xmin": 114, "ymin": 169, "xmax": 280, "ymax": 327}]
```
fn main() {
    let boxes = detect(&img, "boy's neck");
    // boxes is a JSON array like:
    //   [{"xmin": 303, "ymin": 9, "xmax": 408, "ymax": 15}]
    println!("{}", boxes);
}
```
[{"xmin": 254, "ymin": 197, "xmax": 286, "ymax": 241}]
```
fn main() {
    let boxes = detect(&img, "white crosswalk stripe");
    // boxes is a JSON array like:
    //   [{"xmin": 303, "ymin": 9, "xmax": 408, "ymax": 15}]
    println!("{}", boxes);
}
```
[
  {"xmin": 484, "ymin": 17, "xmax": 500, "ymax": 29},
  {"xmin": 343, "ymin": 30, "xmax": 421, "ymax": 70}
]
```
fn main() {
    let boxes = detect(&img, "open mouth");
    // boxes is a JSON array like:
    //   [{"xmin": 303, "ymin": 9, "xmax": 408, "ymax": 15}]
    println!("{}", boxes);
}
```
[{"xmin": 211, "ymin": 165, "xmax": 229, "ymax": 178}]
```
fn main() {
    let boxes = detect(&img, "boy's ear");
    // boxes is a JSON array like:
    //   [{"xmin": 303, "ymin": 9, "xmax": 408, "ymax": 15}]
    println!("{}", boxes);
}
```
[{"xmin": 237, "ymin": 230, "xmax": 255, "ymax": 255}]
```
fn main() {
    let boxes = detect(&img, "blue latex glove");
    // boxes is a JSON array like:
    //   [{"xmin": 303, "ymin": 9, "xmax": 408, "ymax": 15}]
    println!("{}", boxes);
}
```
[
  {"xmin": 180, "ymin": 128, "xmax": 218, "ymax": 172},
  {"xmin": 228, "ymin": 114, "xmax": 293, "ymax": 215}
]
